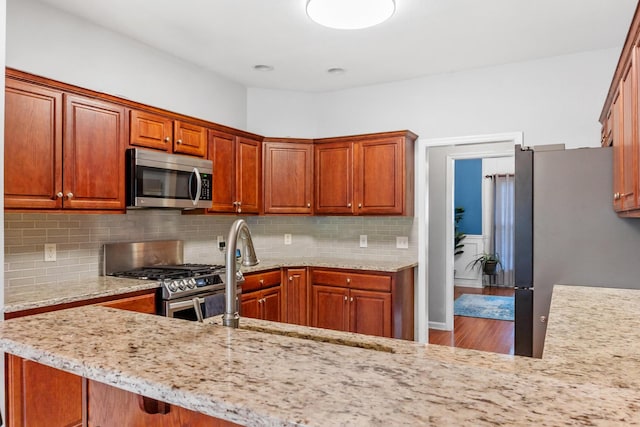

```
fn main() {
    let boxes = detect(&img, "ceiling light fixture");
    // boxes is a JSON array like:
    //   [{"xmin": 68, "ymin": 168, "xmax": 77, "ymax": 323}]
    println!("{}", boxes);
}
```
[{"xmin": 306, "ymin": 0, "xmax": 396, "ymax": 30}]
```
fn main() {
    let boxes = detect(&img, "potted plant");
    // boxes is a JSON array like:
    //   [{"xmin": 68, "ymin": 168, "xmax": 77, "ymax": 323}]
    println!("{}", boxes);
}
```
[{"xmin": 468, "ymin": 252, "xmax": 502, "ymax": 275}]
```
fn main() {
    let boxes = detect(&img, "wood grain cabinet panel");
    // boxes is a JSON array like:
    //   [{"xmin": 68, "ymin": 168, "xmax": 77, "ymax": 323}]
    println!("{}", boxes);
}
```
[
  {"xmin": 64, "ymin": 94, "xmax": 126, "ymax": 210},
  {"xmin": 311, "ymin": 284, "xmax": 350, "ymax": 332},
  {"xmin": 263, "ymin": 140, "xmax": 313, "ymax": 214},
  {"xmin": 284, "ymin": 268, "xmax": 308, "ymax": 325},
  {"xmin": 4, "ymin": 79, "xmax": 63, "ymax": 209},
  {"xmin": 130, "ymin": 110, "xmax": 173, "ymax": 151},
  {"xmin": 349, "ymin": 289, "xmax": 392, "ymax": 337},
  {"xmin": 174, "ymin": 120, "xmax": 207, "ymax": 157},
  {"xmin": 240, "ymin": 270, "xmax": 282, "ymax": 321},
  {"xmin": 208, "ymin": 131, "xmax": 261, "ymax": 214},
  {"xmin": 314, "ymin": 131, "xmax": 415, "ymax": 216}
]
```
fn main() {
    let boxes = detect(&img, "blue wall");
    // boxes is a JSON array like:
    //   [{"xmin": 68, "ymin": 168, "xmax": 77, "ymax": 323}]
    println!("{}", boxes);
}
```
[{"xmin": 455, "ymin": 159, "xmax": 482, "ymax": 235}]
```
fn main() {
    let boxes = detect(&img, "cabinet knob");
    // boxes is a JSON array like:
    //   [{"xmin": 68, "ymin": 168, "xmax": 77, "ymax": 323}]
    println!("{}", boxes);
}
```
[
  {"xmin": 56, "ymin": 192, "xmax": 63, "ymax": 199},
  {"xmin": 350, "ymin": 297, "xmax": 354, "ymax": 302},
  {"xmin": 259, "ymin": 279, "xmax": 264, "ymax": 285},
  {"xmin": 347, "ymin": 203, "xmax": 352, "ymax": 208},
  {"xmin": 289, "ymin": 276, "xmax": 293, "ymax": 281},
  {"xmin": 164, "ymin": 136, "xmax": 171, "ymax": 142},
  {"xmin": 176, "ymin": 139, "xmax": 182, "ymax": 145},
  {"xmin": 307, "ymin": 202, "xmax": 311, "ymax": 208},
  {"xmin": 358, "ymin": 203, "xmax": 362, "ymax": 208},
  {"xmin": 344, "ymin": 296, "xmax": 348, "ymax": 301},
  {"xmin": 66, "ymin": 192, "xmax": 74, "ymax": 199},
  {"xmin": 346, "ymin": 278, "xmax": 351, "ymax": 284}
]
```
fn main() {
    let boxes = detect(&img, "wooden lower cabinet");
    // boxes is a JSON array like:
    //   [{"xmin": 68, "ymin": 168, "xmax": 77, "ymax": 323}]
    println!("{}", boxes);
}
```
[
  {"xmin": 310, "ymin": 268, "xmax": 413, "ymax": 340},
  {"xmin": 6, "ymin": 355, "xmax": 82, "ymax": 427},
  {"xmin": 87, "ymin": 380, "xmax": 239, "ymax": 427},
  {"xmin": 240, "ymin": 286, "xmax": 281, "ymax": 322},
  {"xmin": 283, "ymin": 268, "xmax": 309, "ymax": 326},
  {"xmin": 5, "ymin": 290, "xmax": 157, "ymax": 427}
]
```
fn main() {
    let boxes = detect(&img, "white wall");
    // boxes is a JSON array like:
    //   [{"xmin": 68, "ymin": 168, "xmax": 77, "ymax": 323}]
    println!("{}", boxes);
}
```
[
  {"xmin": 246, "ymin": 88, "xmax": 318, "ymax": 138},
  {"xmin": 248, "ymin": 48, "xmax": 619, "ymax": 149},
  {"xmin": 7, "ymin": 0, "xmax": 247, "ymax": 129}
]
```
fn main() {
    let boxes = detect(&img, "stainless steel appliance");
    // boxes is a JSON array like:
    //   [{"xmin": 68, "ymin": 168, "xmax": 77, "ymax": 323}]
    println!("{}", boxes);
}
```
[
  {"xmin": 104, "ymin": 240, "xmax": 241, "ymax": 321},
  {"xmin": 514, "ymin": 145, "xmax": 640, "ymax": 357},
  {"xmin": 126, "ymin": 148, "xmax": 213, "ymax": 209}
]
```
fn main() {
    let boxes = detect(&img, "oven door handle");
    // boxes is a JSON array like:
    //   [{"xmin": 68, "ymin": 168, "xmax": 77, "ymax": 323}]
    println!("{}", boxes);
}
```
[
  {"xmin": 168, "ymin": 298, "xmax": 205, "ymax": 312},
  {"xmin": 189, "ymin": 167, "xmax": 202, "ymax": 206},
  {"xmin": 192, "ymin": 297, "xmax": 204, "ymax": 322}
]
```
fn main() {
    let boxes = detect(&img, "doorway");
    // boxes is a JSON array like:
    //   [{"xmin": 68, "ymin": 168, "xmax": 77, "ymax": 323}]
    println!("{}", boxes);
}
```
[{"xmin": 422, "ymin": 132, "xmax": 522, "ymax": 351}]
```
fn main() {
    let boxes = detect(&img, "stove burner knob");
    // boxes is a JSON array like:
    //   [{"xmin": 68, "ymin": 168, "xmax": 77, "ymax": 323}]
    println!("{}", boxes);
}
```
[
  {"xmin": 178, "ymin": 280, "xmax": 186, "ymax": 291},
  {"xmin": 187, "ymin": 278, "xmax": 197, "ymax": 289},
  {"xmin": 166, "ymin": 280, "xmax": 178, "ymax": 293}
]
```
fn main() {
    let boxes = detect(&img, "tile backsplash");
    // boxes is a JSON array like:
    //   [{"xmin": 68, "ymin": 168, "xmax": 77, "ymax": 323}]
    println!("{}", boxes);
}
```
[{"xmin": 5, "ymin": 211, "xmax": 417, "ymax": 290}]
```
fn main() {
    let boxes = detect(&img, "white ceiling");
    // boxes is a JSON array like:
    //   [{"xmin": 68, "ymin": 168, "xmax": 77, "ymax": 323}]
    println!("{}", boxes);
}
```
[{"xmin": 37, "ymin": 0, "xmax": 639, "ymax": 92}]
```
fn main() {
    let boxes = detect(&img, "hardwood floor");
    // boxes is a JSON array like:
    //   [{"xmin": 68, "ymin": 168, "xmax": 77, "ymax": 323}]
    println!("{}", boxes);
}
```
[{"xmin": 428, "ymin": 286, "xmax": 515, "ymax": 355}]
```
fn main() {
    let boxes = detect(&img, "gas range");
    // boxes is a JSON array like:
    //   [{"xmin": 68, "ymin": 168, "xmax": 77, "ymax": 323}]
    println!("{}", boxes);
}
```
[{"xmin": 110, "ymin": 263, "xmax": 230, "ymax": 300}]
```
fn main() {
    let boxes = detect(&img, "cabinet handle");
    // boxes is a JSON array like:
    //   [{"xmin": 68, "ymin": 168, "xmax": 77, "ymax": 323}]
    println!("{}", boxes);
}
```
[
  {"xmin": 176, "ymin": 139, "xmax": 182, "ymax": 145},
  {"xmin": 347, "ymin": 203, "xmax": 352, "ymax": 208},
  {"xmin": 237, "ymin": 201, "xmax": 242, "ymax": 213},
  {"xmin": 164, "ymin": 136, "xmax": 171, "ymax": 142},
  {"xmin": 614, "ymin": 192, "xmax": 634, "ymax": 200},
  {"xmin": 56, "ymin": 192, "xmax": 63, "ymax": 199},
  {"xmin": 289, "ymin": 276, "xmax": 293, "ymax": 281},
  {"xmin": 358, "ymin": 203, "xmax": 362, "ymax": 208},
  {"xmin": 259, "ymin": 279, "xmax": 264, "ymax": 285},
  {"xmin": 350, "ymin": 297, "xmax": 354, "ymax": 302},
  {"xmin": 307, "ymin": 202, "xmax": 311, "ymax": 208},
  {"xmin": 346, "ymin": 278, "xmax": 351, "ymax": 284},
  {"xmin": 344, "ymin": 296, "xmax": 348, "ymax": 301},
  {"xmin": 66, "ymin": 192, "xmax": 74, "ymax": 200}
]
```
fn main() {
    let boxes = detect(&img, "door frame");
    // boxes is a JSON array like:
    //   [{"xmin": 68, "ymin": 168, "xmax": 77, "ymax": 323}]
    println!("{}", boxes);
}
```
[{"xmin": 421, "ymin": 132, "xmax": 522, "ymax": 332}]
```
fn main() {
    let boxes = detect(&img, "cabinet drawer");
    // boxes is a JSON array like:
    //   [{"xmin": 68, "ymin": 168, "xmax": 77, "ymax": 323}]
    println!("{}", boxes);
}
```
[
  {"xmin": 311, "ymin": 269, "xmax": 391, "ymax": 292},
  {"xmin": 243, "ymin": 269, "xmax": 281, "ymax": 292}
]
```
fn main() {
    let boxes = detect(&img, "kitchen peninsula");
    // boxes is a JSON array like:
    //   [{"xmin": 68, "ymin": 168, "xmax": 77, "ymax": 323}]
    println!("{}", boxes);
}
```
[{"xmin": 0, "ymin": 285, "xmax": 639, "ymax": 425}]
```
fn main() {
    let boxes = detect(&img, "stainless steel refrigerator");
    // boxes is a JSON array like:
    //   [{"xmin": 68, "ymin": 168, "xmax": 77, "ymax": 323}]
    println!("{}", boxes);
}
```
[{"xmin": 514, "ymin": 145, "xmax": 640, "ymax": 357}]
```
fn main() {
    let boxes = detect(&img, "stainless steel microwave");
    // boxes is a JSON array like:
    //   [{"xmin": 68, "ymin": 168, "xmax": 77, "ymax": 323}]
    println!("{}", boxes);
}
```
[{"xmin": 126, "ymin": 148, "xmax": 213, "ymax": 209}]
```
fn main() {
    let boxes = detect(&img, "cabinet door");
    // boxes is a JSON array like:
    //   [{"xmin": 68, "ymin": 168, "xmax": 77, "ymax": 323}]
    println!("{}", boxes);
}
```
[
  {"xmin": 284, "ymin": 268, "xmax": 308, "ymax": 326},
  {"xmin": 236, "ymin": 137, "xmax": 261, "ymax": 214},
  {"xmin": 612, "ymin": 89, "xmax": 625, "ymax": 212},
  {"xmin": 129, "ymin": 110, "xmax": 172, "ymax": 151},
  {"xmin": 240, "ymin": 291, "xmax": 261, "ymax": 319},
  {"xmin": 349, "ymin": 289, "xmax": 392, "ymax": 338},
  {"xmin": 64, "ymin": 95, "xmax": 126, "ymax": 210},
  {"xmin": 100, "ymin": 292, "xmax": 156, "ymax": 314},
  {"xmin": 208, "ymin": 131, "xmax": 237, "ymax": 213},
  {"xmin": 314, "ymin": 142, "xmax": 354, "ymax": 214},
  {"xmin": 620, "ymin": 61, "xmax": 637, "ymax": 211},
  {"xmin": 263, "ymin": 142, "xmax": 313, "ymax": 214},
  {"xmin": 261, "ymin": 286, "xmax": 282, "ymax": 322},
  {"xmin": 311, "ymin": 284, "xmax": 349, "ymax": 332},
  {"xmin": 356, "ymin": 137, "xmax": 404, "ymax": 215},
  {"xmin": 174, "ymin": 121, "xmax": 207, "ymax": 157},
  {"xmin": 7, "ymin": 355, "xmax": 83, "ymax": 427},
  {"xmin": 5, "ymin": 79, "xmax": 63, "ymax": 209}
]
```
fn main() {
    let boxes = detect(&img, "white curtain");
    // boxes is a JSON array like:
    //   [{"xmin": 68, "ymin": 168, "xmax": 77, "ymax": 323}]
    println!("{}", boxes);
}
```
[{"xmin": 493, "ymin": 174, "xmax": 515, "ymax": 286}]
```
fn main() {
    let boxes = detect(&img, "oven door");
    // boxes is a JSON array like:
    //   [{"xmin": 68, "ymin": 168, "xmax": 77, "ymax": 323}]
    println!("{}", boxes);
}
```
[
  {"xmin": 163, "ymin": 290, "xmax": 239, "ymax": 321},
  {"xmin": 127, "ymin": 148, "xmax": 212, "ymax": 209}
]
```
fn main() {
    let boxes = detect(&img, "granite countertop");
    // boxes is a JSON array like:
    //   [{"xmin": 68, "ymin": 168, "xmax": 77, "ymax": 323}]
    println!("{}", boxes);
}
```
[
  {"xmin": 3, "ymin": 258, "xmax": 416, "ymax": 314},
  {"xmin": 3, "ymin": 277, "xmax": 159, "ymax": 314},
  {"xmin": 0, "ymin": 284, "xmax": 639, "ymax": 425}
]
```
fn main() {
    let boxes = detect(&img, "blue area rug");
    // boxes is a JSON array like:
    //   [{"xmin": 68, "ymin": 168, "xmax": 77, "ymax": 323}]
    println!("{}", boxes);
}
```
[{"xmin": 454, "ymin": 294, "xmax": 514, "ymax": 321}]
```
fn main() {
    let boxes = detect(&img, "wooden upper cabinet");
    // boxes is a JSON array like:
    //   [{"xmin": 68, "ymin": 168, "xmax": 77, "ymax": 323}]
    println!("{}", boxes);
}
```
[
  {"xmin": 314, "ymin": 141, "xmax": 354, "ymax": 214},
  {"xmin": 612, "ymin": 89, "xmax": 625, "ymax": 213},
  {"xmin": 174, "ymin": 120, "xmax": 207, "ymax": 157},
  {"xmin": 129, "ymin": 110, "xmax": 172, "ymax": 151},
  {"xmin": 620, "ymin": 60, "xmax": 637, "ymax": 212},
  {"xmin": 263, "ymin": 140, "xmax": 313, "ymax": 214},
  {"xmin": 314, "ymin": 131, "xmax": 416, "ymax": 216},
  {"xmin": 64, "ymin": 94, "xmax": 126, "ymax": 210},
  {"xmin": 236, "ymin": 137, "xmax": 261, "ymax": 214},
  {"xmin": 208, "ymin": 132, "xmax": 261, "ymax": 214},
  {"xmin": 5, "ymin": 79, "xmax": 63, "ymax": 209}
]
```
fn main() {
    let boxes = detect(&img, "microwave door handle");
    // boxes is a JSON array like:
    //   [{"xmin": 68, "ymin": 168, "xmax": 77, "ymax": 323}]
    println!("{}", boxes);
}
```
[{"xmin": 191, "ymin": 167, "xmax": 202, "ymax": 206}]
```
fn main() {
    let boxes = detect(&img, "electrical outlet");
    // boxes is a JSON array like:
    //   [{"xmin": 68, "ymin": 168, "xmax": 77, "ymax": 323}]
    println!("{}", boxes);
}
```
[
  {"xmin": 44, "ymin": 243, "xmax": 56, "ymax": 262},
  {"xmin": 359, "ymin": 235, "xmax": 368, "ymax": 248},
  {"xmin": 217, "ymin": 236, "xmax": 225, "ymax": 252},
  {"xmin": 284, "ymin": 233, "xmax": 292, "ymax": 245},
  {"xmin": 396, "ymin": 236, "xmax": 409, "ymax": 249}
]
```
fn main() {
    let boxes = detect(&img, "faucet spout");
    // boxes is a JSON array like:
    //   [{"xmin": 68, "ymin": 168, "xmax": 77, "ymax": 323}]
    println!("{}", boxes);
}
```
[{"xmin": 223, "ymin": 219, "xmax": 259, "ymax": 328}]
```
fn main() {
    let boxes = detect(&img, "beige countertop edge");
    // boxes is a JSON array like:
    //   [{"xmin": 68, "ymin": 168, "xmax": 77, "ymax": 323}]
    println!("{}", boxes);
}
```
[{"xmin": 241, "ymin": 258, "xmax": 418, "ymax": 273}]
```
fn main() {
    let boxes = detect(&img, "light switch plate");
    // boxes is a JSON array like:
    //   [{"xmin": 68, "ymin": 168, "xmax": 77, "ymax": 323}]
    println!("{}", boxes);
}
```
[
  {"xmin": 284, "ymin": 234, "xmax": 292, "ymax": 245},
  {"xmin": 44, "ymin": 243, "xmax": 56, "ymax": 262},
  {"xmin": 359, "ymin": 235, "xmax": 368, "ymax": 248},
  {"xmin": 396, "ymin": 236, "xmax": 409, "ymax": 249}
]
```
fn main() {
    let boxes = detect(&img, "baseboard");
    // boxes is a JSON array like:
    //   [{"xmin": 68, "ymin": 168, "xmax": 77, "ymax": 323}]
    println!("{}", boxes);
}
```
[
  {"xmin": 455, "ymin": 279, "xmax": 483, "ymax": 288},
  {"xmin": 428, "ymin": 321, "xmax": 448, "ymax": 330}
]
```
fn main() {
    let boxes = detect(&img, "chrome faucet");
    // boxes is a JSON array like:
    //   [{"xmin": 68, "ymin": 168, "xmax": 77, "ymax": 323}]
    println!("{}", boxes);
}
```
[{"xmin": 223, "ymin": 219, "xmax": 259, "ymax": 327}]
